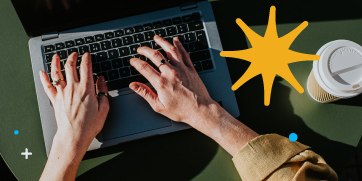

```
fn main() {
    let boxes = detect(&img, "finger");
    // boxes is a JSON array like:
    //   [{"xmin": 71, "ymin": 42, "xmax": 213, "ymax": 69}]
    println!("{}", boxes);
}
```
[
  {"xmin": 174, "ymin": 37, "xmax": 193, "ymax": 67},
  {"xmin": 130, "ymin": 58, "xmax": 161, "ymax": 85},
  {"xmin": 50, "ymin": 54, "xmax": 66, "ymax": 90},
  {"xmin": 129, "ymin": 82, "xmax": 162, "ymax": 112},
  {"xmin": 96, "ymin": 76, "xmax": 109, "ymax": 116},
  {"xmin": 80, "ymin": 53, "xmax": 94, "ymax": 89},
  {"xmin": 137, "ymin": 46, "xmax": 174, "ymax": 73},
  {"xmin": 154, "ymin": 35, "xmax": 182, "ymax": 65},
  {"xmin": 65, "ymin": 52, "xmax": 79, "ymax": 83},
  {"xmin": 39, "ymin": 71, "xmax": 56, "ymax": 102}
]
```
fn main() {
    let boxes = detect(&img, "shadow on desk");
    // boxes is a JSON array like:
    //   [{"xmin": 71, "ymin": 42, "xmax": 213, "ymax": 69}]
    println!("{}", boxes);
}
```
[{"xmin": 78, "ymin": 129, "xmax": 219, "ymax": 180}]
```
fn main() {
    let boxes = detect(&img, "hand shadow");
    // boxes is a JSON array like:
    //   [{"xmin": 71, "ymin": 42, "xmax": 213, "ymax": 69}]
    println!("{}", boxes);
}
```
[{"xmin": 77, "ymin": 128, "xmax": 219, "ymax": 181}]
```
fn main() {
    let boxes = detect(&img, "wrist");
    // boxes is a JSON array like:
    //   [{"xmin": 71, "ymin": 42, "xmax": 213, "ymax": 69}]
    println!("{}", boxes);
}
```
[
  {"xmin": 52, "ymin": 132, "xmax": 89, "ymax": 160},
  {"xmin": 184, "ymin": 99, "xmax": 224, "ymax": 128}
]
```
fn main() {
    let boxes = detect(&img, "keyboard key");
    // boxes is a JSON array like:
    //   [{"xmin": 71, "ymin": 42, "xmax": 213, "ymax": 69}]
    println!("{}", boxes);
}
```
[
  {"xmin": 129, "ymin": 44, "xmax": 140, "ymax": 54},
  {"xmin": 56, "ymin": 50, "xmax": 67, "ymax": 59},
  {"xmin": 96, "ymin": 72, "xmax": 108, "ymax": 81},
  {"xmin": 111, "ymin": 38, "xmax": 122, "ymax": 48},
  {"xmin": 134, "ymin": 54, "xmax": 146, "ymax": 61},
  {"xmin": 60, "ymin": 60, "xmax": 65, "ymax": 70},
  {"xmin": 172, "ymin": 17, "xmax": 182, "ymax": 24},
  {"xmin": 133, "ymin": 34, "xmax": 144, "ymax": 43},
  {"xmin": 192, "ymin": 12, "xmax": 201, "ymax": 21},
  {"xmin": 176, "ymin": 24, "xmax": 187, "ymax": 34},
  {"xmin": 182, "ymin": 15, "xmax": 193, "ymax": 23},
  {"xmin": 202, "ymin": 60, "xmax": 213, "ymax": 70},
  {"xmin": 96, "ymin": 52, "xmax": 107, "ymax": 62},
  {"xmin": 143, "ymin": 24, "xmax": 153, "ymax": 31},
  {"xmin": 78, "ymin": 46, "xmax": 89, "ymax": 55},
  {"xmin": 75, "ymin": 38, "xmax": 85, "ymax": 46},
  {"xmin": 122, "ymin": 56, "xmax": 132, "ymax": 66},
  {"xmin": 94, "ymin": 34, "xmax": 104, "ymax": 41},
  {"xmin": 104, "ymin": 32, "xmax": 114, "ymax": 39},
  {"xmin": 92, "ymin": 63, "xmax": 101, "ymax": 73},
  {"xmin": 101, "ymin": 61, "xmax": 112, "ymax": 71},
  {"xmin": 114, "ymin": 30, "xmax": 124, "ymax": 37},
  {"xmin": 46, "ymin": 63, "xmax": 51, "ymax": 73},
  {"xmin": 122, "ymin": 36, "xmax": 133, "ymax": 45},
  {"xmin": 151, "ymin": 41, "xmax": 161, "ymax": 49},
  {"xmin": 187, "ymin": 21, "xmax": 203, "ymax": 31},
  {"xmin": 55, "ymin": 43, "xmax": 65, "ymax": 50},
  {"xmin": 85, "ymin": 36, "xmax": 94, "ymax": 43},
  {"xmin": 108, "ymin": 70, "xmax": 120, "ymax": 80},
  {"xmin": 91, "ymin": 54, "xmax": 96, "ymax": 63},
  {"xmin": 184, "ymin": 33, "xmax": 196, "ymax": 42},
  {"xmin": 76, "ymin": 57, "xmax": 82, "ymax": 66},
  {"xmin": 118, "ymin": 47, "xmax": 130, "ymax": 57},
  {"xmin": 193, "ymin": 62, "xmax": 202, "ymax": 72},
  {"xmin": 190, "ymin": 50, "xmax": 210, "ymax": 62},
  {"xmin": 140, "ymin": 42, "xmax": 152, "ymax": 48},
  {"xmin": 162, "ymin": 19, "xmax": 173, "ymax": 26},
  {"xmin": 134, "ymin": 26, "xmax": 143, "ymax": 33},
  {"xmin": 164, "ymin": 37, "xmax": 173, "ymax": 44},
  {"xmin": 67, "ymin": 48, "xmax": 78, "ymax": 55},
  {"xmin": 65, "ymin": 41, "xmax": 75, "ymax": 48},
  {"xmin": 154, "ymin": 29, "xmax": 166, "ymax": 37},
  {"xmin": 130, "ymin": 66, "xmax": 140, "ymax": 75},
  {"xmin": 165, "ymin": 27, "xmax": 177, "ymax": 36},
  {"xmin": 100, "ymin": 41, "xmax": 111, "ymax": 50},
  {"xmin": 188, "ymin": 30, "xmax": 208, "ymax": 52},
  {"xmin": 182, "ymin": 44, "xmax": 189, "ymax": 52},
  {"xmin": 112, "ymin": 59, "xmax": 123, "ymax": 68},
  {"xmin": 107, "ymin": 49, "xmax": 119, "ymax": 59},
  {"xmin": 124, "ymin": 27, "xmax": 134, "ymax": 35},
  {"xmin": 89, "ymin": 43, "xmax": 101, "ymax": 53},
  {"xmin": 119, "ymin": 67, "xmax": 131, "ymax": 78},
  {"xmin": 153, "ymin": 21, "xmax": 162, "ymax": 29},
  {"xmin": 44, "ymin": 45, "xmax": 55, "ymax": 53},
  {"xmin": 144, "ymin": 31, "xmax": 155, "ymax": 41},
  {"xmin": 177, "ymin": 35, "xmax": 184, "ymax": 43}
]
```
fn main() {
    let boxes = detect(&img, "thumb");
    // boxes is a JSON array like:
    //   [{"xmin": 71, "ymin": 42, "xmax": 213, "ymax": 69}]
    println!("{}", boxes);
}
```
[
  {"xmin": 96, "ymin": 76, "xmax": 110, "ymax": 117},
  {"xmin": 129, "ymin": 82, "xmax": 160, "ymax": 111}
]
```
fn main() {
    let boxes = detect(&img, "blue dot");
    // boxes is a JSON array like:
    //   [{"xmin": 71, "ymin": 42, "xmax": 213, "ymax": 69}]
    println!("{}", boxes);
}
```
[
  {"xmin": 289, "ymin": 133, "xmax": 298, "ymax": 142},
  {"xmin": 14, "ymin": 130, "xmax": 19, "ymax": 135}
]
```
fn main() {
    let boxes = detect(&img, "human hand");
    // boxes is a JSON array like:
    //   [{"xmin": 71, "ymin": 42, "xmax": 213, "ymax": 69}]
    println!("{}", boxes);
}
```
[
  {"xmin": 39, "ymin": 52, "xmax": 109, "ymax": 150},
  {"xmin": 129, "ymin": 35, "xmax": 216, "ymax": 125}
]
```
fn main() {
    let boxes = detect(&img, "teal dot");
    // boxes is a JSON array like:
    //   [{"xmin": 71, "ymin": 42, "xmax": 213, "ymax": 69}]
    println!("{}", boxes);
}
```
[
  {"xmin": 289, "ymin": 133, "xmax": 298, "ymax": 142},
  {"xmin": 14, "ymin": 130, "xmax": 19, "ymax": 135}
]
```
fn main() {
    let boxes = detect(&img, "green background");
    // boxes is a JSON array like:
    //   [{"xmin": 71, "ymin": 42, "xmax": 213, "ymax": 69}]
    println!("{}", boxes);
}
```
[{"xmin": 1, "ymin": 0, "xmax": 362, "ymax": 180}]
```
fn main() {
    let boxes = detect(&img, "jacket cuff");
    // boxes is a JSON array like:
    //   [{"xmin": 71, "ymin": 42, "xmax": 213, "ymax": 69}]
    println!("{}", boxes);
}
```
[{"xmin": 232, "ymin": 134, "xmax": 310, "ymax": 181}]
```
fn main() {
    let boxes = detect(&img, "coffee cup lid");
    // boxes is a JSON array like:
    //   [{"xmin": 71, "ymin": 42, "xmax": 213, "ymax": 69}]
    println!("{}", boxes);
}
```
[{"xmin": 313, "ymin": 40, "xmax": 362, "ymax": 98}]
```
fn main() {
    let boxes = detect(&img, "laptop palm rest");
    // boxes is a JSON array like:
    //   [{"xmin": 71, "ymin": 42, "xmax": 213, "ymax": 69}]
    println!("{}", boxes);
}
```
[{"xmin": 101, "ymin": 92, "xmax": 172, "ymax": 141}]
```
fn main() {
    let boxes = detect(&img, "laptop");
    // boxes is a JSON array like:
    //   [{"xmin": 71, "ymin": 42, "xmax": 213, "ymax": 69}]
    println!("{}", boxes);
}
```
[{"xmin": 11, "ymin": 0, "xmax": 240, "ymax": 155}]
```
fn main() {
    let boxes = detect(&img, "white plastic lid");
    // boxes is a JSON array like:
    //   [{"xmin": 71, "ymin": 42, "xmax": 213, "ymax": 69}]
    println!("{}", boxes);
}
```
[{"xmin": 313, "ymin": 40, "xmax": 362, "ymax": 98}]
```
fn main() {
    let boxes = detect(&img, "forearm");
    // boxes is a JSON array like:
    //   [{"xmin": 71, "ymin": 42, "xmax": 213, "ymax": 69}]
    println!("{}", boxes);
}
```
[
  {"xmin": 40, "ymin": 134, "xmax": 88, "ymax": 181},
  {"xmin": 188, "ymin": 101, "xmax": 259, "ymax": 156}
]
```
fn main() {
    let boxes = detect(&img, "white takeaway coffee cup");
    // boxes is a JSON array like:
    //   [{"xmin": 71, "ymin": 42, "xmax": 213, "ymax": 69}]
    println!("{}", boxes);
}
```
[{"xmin": 307, "ymin": 40, "xmax": 362, "ymax": 103}]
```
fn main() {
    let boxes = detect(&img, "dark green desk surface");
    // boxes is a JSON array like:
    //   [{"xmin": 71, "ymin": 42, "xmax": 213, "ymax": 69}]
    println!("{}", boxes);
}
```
[{"xmin": 1, "ymin": 0, "xmax": 362, "ymax": 180}]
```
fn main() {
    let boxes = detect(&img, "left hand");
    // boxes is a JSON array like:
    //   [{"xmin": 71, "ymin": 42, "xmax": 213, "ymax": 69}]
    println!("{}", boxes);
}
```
[{"xmin": 39, "ymin": 52, "xmax": 109, "ymax": 149}]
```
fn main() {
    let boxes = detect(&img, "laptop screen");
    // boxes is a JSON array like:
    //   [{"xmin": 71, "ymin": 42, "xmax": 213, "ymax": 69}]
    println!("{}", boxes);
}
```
[{"xmin": 11, "ymin": 0, "xmax": 197, "ymax": 37}]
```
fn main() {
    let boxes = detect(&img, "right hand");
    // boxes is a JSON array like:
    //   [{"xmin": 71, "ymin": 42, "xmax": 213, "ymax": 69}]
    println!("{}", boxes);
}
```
[{"xmin": 129, "ymin": 35, "xmax": 216, "ymax": 125}]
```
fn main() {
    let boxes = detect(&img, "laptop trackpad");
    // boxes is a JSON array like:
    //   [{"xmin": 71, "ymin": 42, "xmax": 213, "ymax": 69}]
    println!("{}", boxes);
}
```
[{"xmin": 101, "ymin": 92, "xmax": 172, "ymax": 141}]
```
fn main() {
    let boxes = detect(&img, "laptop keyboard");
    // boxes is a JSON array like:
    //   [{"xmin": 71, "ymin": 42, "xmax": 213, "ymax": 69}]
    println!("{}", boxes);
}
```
[{"xmin": 43, "ymin": 12, "xmax": 214, "ymax": 91}]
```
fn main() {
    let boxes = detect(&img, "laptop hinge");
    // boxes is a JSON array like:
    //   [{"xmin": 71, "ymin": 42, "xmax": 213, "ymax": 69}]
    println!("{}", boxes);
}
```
[
  {"xmin": 180, "ymin": 1, "xmax": 197, "ymax": 11},
  {"xmin": 41, "ymin": 31, "xmax": 59, "ymax": 41}
]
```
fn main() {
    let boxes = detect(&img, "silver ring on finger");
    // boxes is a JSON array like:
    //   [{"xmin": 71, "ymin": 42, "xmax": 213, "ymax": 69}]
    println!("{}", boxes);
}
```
[
  {"xmin": 52, "ymin": 79, "xmax": 65, "ymax": 87},
  {"xmin": 96, "ymin": 92, "xmax": 109, "ymax": 98}
]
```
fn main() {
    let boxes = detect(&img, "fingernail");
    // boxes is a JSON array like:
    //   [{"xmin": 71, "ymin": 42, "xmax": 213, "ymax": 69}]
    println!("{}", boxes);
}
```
[{"xmin": 174, "ymin": 37, "xmax": 179, "ymax": 42}]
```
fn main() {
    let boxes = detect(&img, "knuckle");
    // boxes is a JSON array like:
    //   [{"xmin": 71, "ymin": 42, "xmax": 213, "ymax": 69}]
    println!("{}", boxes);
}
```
[
  {"xmin": 155, "ymin": 77, "xmax": 167, "ymax": 88},
  {"xmin": 51, "ymin": 70, "xmax": 60, "ymax": 77},
  {"xmin": 170, "ymin": 46, "xmax": 177, "ymax": 53},
  {"xmin": 152, "ymin": 50, "xmax": 162, "ymax": 57},
  {"xmin": 169, "ymin": 69, "xmax": 178, "ymax": 78},
  {"xmin": 65, "ymin": 62, "xmax": 74, "ymax": 69},
  {"xmin": 139, "ymin": 62, "xmax": 149, "ymax": 71},
  {"xmin": 152, "ymin": 106, "xmax": 162, "ymax": 113}
]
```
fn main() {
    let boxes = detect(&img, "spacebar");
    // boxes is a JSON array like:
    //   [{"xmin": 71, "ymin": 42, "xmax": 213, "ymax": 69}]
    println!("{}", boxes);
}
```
[{"xmin": 107, "ymin": 75, "xmax": 149, "ymax": 91}]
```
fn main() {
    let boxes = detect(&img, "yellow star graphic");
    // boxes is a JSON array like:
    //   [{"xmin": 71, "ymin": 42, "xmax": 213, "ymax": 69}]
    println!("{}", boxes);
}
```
[{"xmin": 220, "ymin": 6, "xmax": 320, "ymax": 106}]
